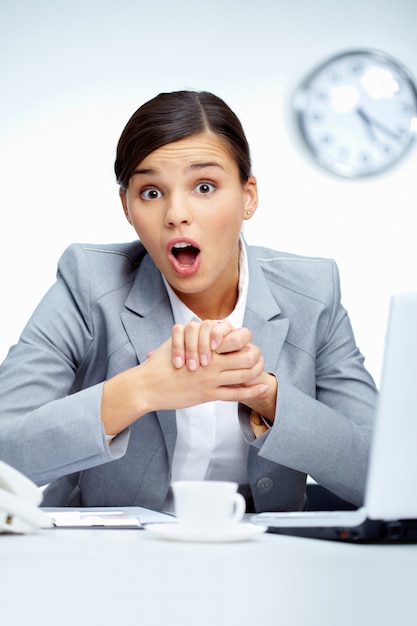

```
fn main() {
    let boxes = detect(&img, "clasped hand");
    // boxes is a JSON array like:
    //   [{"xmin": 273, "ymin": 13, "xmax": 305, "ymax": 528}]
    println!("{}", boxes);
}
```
[
  {"xmin": 145, "ymin": 321, "xmax": 277, "ymax": 420},
  {"xmin": 102, "ymin": 320, "xmax": 277, "ymax": 436}
]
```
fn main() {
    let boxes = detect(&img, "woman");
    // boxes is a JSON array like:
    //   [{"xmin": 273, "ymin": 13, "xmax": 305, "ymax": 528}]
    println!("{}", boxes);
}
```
[{"xmin": 0, "ymin": 91, "xmax": 377, "ymax": 512}]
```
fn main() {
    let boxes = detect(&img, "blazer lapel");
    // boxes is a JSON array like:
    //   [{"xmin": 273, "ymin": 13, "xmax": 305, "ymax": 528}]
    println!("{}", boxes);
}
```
[
  {"xmin": 244, "ymin": 247, "xmax": 289, "ymax": 374},
  {"xmin": 121, "ymin": 253, "xmax": 174, "ymax": 360},
  {"xmin": 121, "ymin": 253, "xmax": 177, "ymax": 459}
]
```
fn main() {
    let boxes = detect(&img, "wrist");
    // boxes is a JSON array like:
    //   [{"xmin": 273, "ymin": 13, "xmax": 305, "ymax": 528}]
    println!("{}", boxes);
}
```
[
  {"xmin": 250, "ymin": 372, "xmax": 277, "ymax": 422},
  {"xmin": 101, "ymin": 365, "xmax": 151, "ymax": 436}
]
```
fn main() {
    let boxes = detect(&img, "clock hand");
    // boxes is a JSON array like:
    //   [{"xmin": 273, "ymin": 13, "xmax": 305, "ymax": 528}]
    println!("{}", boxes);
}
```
[
  {"xmin": 356, "ymin": 107, "xmax": 403, "ymax": 141},
  {"xmin": 356, "ymin": 108, "xmax": 380, "ymax": 145}
]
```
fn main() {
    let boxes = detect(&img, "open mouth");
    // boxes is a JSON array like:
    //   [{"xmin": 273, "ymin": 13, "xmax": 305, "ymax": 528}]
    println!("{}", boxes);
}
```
[{"xmin": 171, "ymin": 242, "xmax": 200, "ymax": 266}]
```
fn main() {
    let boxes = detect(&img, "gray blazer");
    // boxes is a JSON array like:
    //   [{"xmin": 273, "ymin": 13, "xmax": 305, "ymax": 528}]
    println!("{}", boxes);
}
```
[{"xmin": 0, "ymin": 240, "xmax": 377, "ymax": 512}]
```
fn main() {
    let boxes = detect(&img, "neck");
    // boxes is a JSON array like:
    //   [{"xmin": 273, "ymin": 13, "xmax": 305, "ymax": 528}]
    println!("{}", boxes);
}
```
[{"xmin": 180, "ymin": 282, "xmax": 239, "ymax": 320}]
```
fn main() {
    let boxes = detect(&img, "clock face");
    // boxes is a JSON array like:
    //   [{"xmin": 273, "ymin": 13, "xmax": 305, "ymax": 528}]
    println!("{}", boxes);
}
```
[{"xmin": 294, "ymin": 50, "xmax": 417, "ymax": 178}]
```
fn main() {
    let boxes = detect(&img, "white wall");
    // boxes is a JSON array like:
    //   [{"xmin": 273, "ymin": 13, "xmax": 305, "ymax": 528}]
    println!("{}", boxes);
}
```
[{"xmin": 1, "ymin": 0, "xmax": 416, "ymax": 384}]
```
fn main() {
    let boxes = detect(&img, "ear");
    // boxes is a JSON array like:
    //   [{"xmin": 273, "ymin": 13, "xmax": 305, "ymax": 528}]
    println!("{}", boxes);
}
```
[
  {"xmin": 242, "ymin": 176, "xmax": 258, "ymax": 221},
  {"xmin": 119, "ymin": 188, "xmax": 133, "ymax": 225}
]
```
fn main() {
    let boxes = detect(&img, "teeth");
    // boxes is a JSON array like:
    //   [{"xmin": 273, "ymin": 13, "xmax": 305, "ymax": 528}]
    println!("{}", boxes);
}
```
[{"xmin": 173, "ymin": 242, "xmax": 192, "ymax": 249}]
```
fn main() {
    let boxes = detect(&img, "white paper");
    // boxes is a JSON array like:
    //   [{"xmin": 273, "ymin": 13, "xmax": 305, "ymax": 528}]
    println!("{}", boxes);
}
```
[{"xmin": 43, "ymin": 506, "xmax": 175, "ymax": 528}]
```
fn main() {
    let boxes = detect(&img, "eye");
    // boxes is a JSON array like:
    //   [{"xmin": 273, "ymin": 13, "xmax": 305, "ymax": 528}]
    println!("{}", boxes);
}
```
[
  {"xmin": 194, "ymin": 182, "xmax": 215, "ymax": 195},
  {"xmin": 141, "ymin": 187, "xmax": 163, "ymax": 200}
]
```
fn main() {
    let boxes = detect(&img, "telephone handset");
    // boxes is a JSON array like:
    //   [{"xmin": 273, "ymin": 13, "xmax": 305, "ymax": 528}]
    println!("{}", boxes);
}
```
[{"xmin": 0, "ymin": 459, "xmax": 53, "ymax": 533}]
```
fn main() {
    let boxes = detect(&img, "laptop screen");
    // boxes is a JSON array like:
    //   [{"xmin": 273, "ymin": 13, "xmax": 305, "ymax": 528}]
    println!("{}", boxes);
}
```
[{"xmin": 365, "ymin": 292, "xmax": 417, "ymax": 521}]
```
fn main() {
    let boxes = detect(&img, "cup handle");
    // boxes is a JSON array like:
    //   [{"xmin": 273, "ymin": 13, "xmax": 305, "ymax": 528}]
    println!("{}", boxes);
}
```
[{"xmin": 231, "ymin": 493, "xmax": 246, "ymax": 522}]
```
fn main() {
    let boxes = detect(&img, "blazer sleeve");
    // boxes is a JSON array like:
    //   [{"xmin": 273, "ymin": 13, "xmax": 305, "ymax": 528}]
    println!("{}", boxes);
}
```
[
  {"xmin": 0, "ymin": 245, "xmax": 129, "ymax": 486},
  {"xmin": 251, "ymin": 259, "xmax": 378, "ymax": 507}
]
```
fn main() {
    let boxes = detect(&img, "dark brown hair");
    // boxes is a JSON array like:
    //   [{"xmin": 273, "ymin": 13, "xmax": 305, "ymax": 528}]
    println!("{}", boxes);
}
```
[{"xmin": 114, "ymin": 90, "xmax": 252, "ymax": 191}]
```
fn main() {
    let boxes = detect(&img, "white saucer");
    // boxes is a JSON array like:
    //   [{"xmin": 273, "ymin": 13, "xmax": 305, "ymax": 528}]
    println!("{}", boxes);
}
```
[{"xmin": 146, "ymin": 522, "xmax": 267, "ymax": 543}]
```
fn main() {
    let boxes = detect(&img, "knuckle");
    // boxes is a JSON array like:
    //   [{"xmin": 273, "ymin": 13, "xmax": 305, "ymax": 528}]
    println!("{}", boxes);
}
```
[
  {"xmin": 243, "ymin": 327, "xmax": 253, "ymax": 342},
  {"xmin": 171, "ymin": 326, "xmax": 184, "ymax": 350},
  {"xmin": 186, "ymin": 321, "xmax": 200, "ymax": 333}
]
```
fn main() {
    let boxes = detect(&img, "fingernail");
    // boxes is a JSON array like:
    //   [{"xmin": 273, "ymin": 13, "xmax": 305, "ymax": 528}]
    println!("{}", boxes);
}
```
[
  {"xmin": 200, "ymin": 354, "xmax": 208, "ymax": 366},
  {"xmin": 173, "ymin": 356, "xmax": 183, "ymax": 368},
  {"xmin": 188, "ymin": 359, "xmax": 198, "ymax": 371}
]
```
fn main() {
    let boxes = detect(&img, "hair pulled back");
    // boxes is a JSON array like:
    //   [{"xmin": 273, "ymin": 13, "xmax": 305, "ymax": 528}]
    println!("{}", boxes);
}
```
[{"xmin": 114, "ymin": 91, "xmax": 252, "ymax": 191}]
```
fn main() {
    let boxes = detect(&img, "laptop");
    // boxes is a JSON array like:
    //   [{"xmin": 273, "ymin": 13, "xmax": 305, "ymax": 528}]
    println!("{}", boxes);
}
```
[{"xmin": 252, "ymin": 292, "xmax": 417, "ymax": 543}]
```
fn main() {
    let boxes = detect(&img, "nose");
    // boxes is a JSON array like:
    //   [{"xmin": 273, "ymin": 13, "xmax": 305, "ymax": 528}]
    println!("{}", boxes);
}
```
[{"xmin": 164, "ymin": 192, "xmax": 193, "ymax": 227}]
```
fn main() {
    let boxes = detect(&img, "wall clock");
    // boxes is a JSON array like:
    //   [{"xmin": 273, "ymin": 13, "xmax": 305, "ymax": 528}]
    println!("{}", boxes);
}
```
[{"xmin": 293, "ymin": 49, "xmax": 417, "ymax": 178}]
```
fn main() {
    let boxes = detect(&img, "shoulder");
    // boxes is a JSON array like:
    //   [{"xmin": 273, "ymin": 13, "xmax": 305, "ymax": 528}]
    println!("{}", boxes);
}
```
[
  {"xmin": 60, "ymin": 241, "xmax": 146, "ymax": 267},
  {"xmin": 246, "ymin": 244, "xmax": 345, "ymax": 349},
  {"xmin": 247, "ymin": 244, "xmax": 339, "ymax": 300},
  {"xmin": 57, "ymin": 241, "xmax": 147, "ymax": 300}
]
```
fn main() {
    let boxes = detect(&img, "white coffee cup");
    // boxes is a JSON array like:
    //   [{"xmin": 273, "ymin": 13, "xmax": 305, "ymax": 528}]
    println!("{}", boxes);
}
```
[{"xmin": 171, "ymin": 481, "xmax": 246, "ymax": 528}]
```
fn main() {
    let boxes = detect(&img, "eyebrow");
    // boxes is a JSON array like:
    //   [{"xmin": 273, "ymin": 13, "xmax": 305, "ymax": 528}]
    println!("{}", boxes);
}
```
[
  {"xmin": 132, "ymin": 167, "xmax": 157, "ymax": 177},
  {"xmin": 189, "ymin": 162, "xmax": 225, "ymax": 171},
  {"xmin": 132, "ymin": 162, "xmax": 225, "ymax": 177}
]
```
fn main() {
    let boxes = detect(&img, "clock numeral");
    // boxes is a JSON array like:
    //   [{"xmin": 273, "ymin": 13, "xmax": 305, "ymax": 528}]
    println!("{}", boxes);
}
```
[
  {"xmin": 320, "ymin": 133, "xmax": 334, "ymax": 145},
  {"xmin": 309, "ymin": 111, "xmax": 323, "ymax": 123},
  {"xmin": 350, "ymin": 61, "xmax": 365, "ymax": 75},
  {"xmin": 328, "ymin": 70, "xmax": 341, "ymax": 83},
  {"xmin": 317, "ymin": 90, "xmax": 328, "ymax": 102},
  {"xmin": 359, "ymin": 152, "xmax": 373, "ymax": 165},
  {"xmin": 400, "ymin": 101, "xmax": 416, "ymax": 114}
]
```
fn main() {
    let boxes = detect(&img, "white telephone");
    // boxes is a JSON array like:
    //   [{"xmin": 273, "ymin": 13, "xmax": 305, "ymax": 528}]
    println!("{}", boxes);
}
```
[{"xmin": 0, "ymin": 459, "xmax": 53, "ymax": 533}]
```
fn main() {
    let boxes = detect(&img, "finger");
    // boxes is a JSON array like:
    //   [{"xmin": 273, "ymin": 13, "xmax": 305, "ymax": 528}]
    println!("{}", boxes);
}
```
[
  {"xmin": 215, "ymin": 343, "xmax": 262, "ymax": 371},
  {"xmin": 171, "ymin": 324, "xmax": 186, "ymax": 368},
  {"xmin": 198, "ymin": 320, "xmax": 217, "ymax": 366},
  {"xmin": 217, "ymin": 355, "xmax": 265, "ymax": 387},
  {"xmin": 184, "ymin": 321, "xmax": 203, "ymax": 371},
  {"xmin": 208, "ymin": 320, "xmax": 235, "ymax": 352},
  {"xmin": 214, "ymin": 382, "xmax": 269, "ymax": 403},
  {"xmin": 214, "ymin": 326, "xmax": 252, "ymax": 354}
]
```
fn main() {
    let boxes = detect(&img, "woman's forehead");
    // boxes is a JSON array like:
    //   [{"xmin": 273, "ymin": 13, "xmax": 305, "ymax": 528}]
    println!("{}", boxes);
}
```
[{"xmin": 137, "ymin": 132, "xmax": 236, "ymax": 170}]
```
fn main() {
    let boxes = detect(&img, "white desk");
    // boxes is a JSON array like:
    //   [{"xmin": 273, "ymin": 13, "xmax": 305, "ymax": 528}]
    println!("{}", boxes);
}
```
[{"xmin": 1, "ymin": 510, "xmax": 416, "ymax": 626}]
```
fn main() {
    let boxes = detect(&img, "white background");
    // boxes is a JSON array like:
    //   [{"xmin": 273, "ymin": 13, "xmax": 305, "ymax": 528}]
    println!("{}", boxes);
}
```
[{"xmin": 1, "ymin": 0, "xmax": 416, "ymax": 385}]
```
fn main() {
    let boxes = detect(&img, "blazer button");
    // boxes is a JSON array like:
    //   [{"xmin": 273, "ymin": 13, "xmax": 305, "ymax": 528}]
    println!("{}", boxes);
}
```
[{"xmin": 256, "ymin": 477, "xmax": 273, "ymax": 493}]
